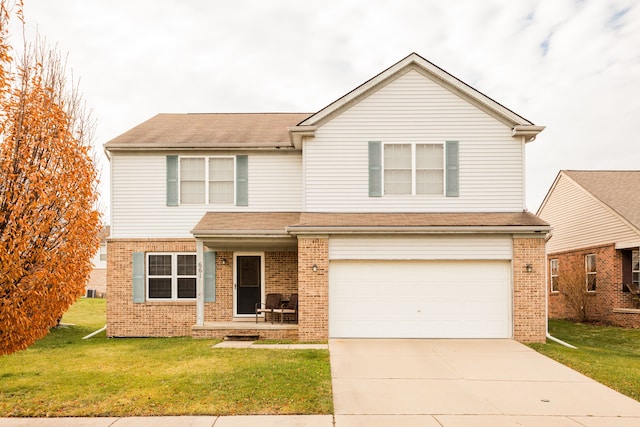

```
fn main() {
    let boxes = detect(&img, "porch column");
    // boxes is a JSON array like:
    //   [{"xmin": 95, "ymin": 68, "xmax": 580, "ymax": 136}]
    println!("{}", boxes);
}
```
[
  {"xmin": 513, "ymin": 235, "xmax": 547, "ymax": 343},
  {"xmin": 196, "ymin": 239, "xmax": 205, "ymax": 326},
  {"xmin": 297, "ymin": 236, "xmax": 329, "ymax": 341}
]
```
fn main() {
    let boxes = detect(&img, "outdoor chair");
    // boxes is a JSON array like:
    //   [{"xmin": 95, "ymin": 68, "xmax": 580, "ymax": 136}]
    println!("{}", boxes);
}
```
[
  {"xmin": 623, "ymin": 283, "xmax": 640, "ymax": 308},
  {"xmin": 272, "ymin": 293, "xmax": 298, "ymax": 324},
  {"xmin": 255, "ymin": 293, "xmax": 282, "ymax": 324}
]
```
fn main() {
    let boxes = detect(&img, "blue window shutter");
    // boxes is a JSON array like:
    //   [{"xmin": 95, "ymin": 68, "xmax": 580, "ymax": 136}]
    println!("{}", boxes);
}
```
[
  {"xmin": 368, "ymin": 141, "xmax": 382, "ymax": 197},
  {"xmin": 166, "ymin": 156, "xmax": 179, "ymax": 206},
  {"xmin": 236, "ymin": 155, "xmax": 248, "ymax": 206},
  {"xmin": 445, "ymin": 141, "xmax": 459, "ymax": 197},
  {"xmin": 204, "ymin": 251, "xmax": 216, "ymax": 302},
  {"xmin": 132, "ymin": 252, "xmax": 145, "ymax": 303}
]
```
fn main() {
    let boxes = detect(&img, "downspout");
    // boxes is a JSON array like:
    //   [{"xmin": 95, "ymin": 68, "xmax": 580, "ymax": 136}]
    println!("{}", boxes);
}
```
[{"xmin": 543, "ymin": 230, "xmax": 577, "ymax": 349}]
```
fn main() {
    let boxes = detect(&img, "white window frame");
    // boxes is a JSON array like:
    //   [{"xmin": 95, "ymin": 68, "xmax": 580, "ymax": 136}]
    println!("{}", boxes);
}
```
[
  {"xmin": 147, "ymin": 252, "xmax": 197, "ymax": 301},
  {"xmin": 382, "ymin": 142, "xmax": 445, "ymax": 196},
  {"xmin": 550, "ymin": 259, "xmax": 559, "ymax": 293},
  {"xmin": 178, "ymin": 156, "xmax": 236, "ymax": 205},
  {"xmin": 585, "ymin": 254, "xmax": 597, "ymax": 292}
]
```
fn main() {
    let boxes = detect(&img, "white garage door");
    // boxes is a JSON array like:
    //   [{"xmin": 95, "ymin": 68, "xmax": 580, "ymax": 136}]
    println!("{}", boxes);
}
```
[{"xmin": 329, "ymin": 260, "xmax": 512, "ymax": 339}]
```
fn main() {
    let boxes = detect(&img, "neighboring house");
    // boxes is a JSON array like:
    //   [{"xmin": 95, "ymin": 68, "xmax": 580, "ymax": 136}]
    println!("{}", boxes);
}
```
[
  {"xmin": 104, "ymin": 52, "xmax": 550, "ymax": 342},
  {"xmin": 87, "ymin": 225, "xmax": 110, "ymax": 297},
  {"xmin": 538, "ymin": 171, "xmax": 640, "ymax": 327}
]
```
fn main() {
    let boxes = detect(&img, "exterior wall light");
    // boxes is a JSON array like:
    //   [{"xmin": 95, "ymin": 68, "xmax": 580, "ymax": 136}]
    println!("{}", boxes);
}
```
[
  {"xmin": 312, "ymin": 264, "xmax": 318, "ymax": 272},
  {"xmin": 526, "ymin": 264, "xmax": 533, "ymax": 273},
  {"xmin": 221, "ymin": 258, "xmax": 227, "ymax": 265}
]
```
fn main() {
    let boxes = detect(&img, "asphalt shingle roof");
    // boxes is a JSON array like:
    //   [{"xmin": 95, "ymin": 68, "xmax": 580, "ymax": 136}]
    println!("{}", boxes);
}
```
[{"xmin": 564, "ymin": 170, "xmax": 640, "ymax": 230}]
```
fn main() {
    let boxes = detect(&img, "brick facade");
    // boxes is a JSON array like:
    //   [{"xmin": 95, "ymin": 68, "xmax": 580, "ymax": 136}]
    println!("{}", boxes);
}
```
[
  {"xmin": 107, "ymin": 239, "xmax": 298, "ymax": 337},
  {"xmin": 548, "ymin": 244, "xmax": 640, "ymax": 328},
  {"xmin": 109, "ymin": 235, "xmax": 551, "ymax": 342},
  {"xmin": 512, "ymin": 237, "xmax": 547, "ymax": 343},
  {"xmin": 297, "ymin": 237, "xmax": 329, "ymax": 341}
]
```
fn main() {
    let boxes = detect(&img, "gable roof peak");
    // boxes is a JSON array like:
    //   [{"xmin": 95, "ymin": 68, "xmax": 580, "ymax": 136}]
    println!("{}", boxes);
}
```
[{"xmin": 297, "ymin": 52, "xmax": 543, "ymax": 142}]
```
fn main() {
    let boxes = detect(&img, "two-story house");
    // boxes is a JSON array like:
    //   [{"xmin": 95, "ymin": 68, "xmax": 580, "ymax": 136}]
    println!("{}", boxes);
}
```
[{"xmin": 104, "ymin": 53, "xmax": 549, "ymax": 342}]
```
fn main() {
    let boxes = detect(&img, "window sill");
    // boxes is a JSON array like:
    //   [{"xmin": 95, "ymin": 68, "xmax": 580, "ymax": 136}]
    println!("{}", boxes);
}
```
[
  {"xmin": 550, "ymin": 291, "xmax": 560, "ymax": 296},
  {"xmin": 143, "ymin": 301, "xmax": 196, "ymax": 306}
]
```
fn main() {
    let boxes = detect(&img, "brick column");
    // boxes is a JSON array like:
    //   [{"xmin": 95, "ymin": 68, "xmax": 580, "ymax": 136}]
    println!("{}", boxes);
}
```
[
  {"xmin": 297, "ymin": 237, "xmax": 329, "ymax": 341},
  {"xmin": 513, "ymin": 236, "xmax": 547, "ymax": 343}
]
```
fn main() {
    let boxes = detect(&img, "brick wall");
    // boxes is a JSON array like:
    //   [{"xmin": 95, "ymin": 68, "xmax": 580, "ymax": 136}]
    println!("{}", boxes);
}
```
[
  {"xmin": 512, "ymin": 237, "xmax": 547, "ymax": 343},
  {"xmin": 548, "ymin": 244, "xmax": 640, "ymax": 328},
  {"xmin": 297, "ymin": 237, "xmax": 329, "ymax": 341},
  {"xmin": 87, "ymin": 268, "xmax": 107, "ymax": 296},
  {"xmin": 107, "ymin": 239, "xmax": 197, "ymax": 337},
  {"xmin": 107, "ymin": 240, "xmax": 299, "ymax": 337}
]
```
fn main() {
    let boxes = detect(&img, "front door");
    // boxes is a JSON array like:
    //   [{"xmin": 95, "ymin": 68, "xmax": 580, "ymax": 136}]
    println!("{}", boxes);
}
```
[{"xmin": 235, "ymin": 254, "xmax": 263, "ymax": 316}]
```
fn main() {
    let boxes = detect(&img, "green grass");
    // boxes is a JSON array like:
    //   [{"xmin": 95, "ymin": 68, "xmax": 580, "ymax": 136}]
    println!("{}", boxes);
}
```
[
  {"xmin": 529, "ymin": 319, "xmax": 640, "ymax": 402},
  {"xmin": 0, "ymin": 299, "xmax": 333, "ymax": 417}
]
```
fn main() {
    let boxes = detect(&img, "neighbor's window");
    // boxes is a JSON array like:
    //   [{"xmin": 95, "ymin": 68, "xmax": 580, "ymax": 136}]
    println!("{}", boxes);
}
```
[
  {"xmin": 384, "ymin": 143, "xmax": 444, "ymax": 195},
  {"xmin": 633, "ymin": 250, "xmax": 639, "ymax": 286},
  {"xmin": 147, "ymin": 253, "xmax": 196, "ymax": 300},
  {"xmin": 585, "ymin": 254, "xmax": 597, "ymax": 292},
  {"xmin": 550, "ymin": 259, "xmax": 559, "ymax": 293},
  {"xmin": 180, "ymin": 156, "xmax": 234, "ymax": 205}
]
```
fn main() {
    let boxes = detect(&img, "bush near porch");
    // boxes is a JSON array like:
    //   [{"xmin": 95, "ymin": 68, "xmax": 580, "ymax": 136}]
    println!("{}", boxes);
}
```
[
  {"xmin": 0, "ymin": 299, "xmax": 333, "ymax": 417},
  {"xmin": 529, "ymin": 319, "xmax": 640, "ymax": 402}
]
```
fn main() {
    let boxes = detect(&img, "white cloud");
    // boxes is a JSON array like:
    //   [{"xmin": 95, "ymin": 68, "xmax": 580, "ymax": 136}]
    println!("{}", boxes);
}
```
[{"xmin": 12, "ymin": 0, "xmax": 640, "ymax": 218}]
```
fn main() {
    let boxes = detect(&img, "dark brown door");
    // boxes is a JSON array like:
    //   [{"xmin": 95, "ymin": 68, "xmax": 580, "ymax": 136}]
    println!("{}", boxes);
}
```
[{"xmin": 236, "ymin": 255, "xmax": 261, "ymax": 315}]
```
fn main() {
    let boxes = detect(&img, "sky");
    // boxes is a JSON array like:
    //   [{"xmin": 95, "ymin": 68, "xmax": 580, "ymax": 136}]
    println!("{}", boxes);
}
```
[{"xmin": 10, "ymin": 0, "xmax": 640, "ymax": 221}]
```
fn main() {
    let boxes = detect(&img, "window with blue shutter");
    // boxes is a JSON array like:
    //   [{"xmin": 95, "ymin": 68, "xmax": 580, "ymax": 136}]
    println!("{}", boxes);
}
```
[
  {"xmin": 166, "ymin": 156, "xmax": 179, "ymax": 206},
  {"xmin": 132, "ymin": 252, "xmax": 145, "ymax": 303},
  {"xmin": 368, "ymin": 141, "xmax": 382, "ymax": 197},
  {"xmin": 236, "ymin": 155, "xmax": 248, "ymax": 206},
  {"xmin": 204, "ymin": 251, "xmax": 216, "ymax": 302},
  {"xmin": 445, "ymin": 141, "xmax": 459, "ymax": 197}
]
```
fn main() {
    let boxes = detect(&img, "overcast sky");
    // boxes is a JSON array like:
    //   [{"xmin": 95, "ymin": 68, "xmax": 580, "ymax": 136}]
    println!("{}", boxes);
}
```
[{"xmin": 13, "ymin": 0, "xmax": 640, "ymax": 221}]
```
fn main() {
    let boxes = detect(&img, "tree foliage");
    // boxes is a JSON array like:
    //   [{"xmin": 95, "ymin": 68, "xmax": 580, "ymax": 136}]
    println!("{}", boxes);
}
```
[
  {"xmin": 557, "ymin": 257, "xmax": 594, "ymax": 322},
  {"xmin": 0, "ymin": 0, "xmax": 101, "ymax": 355}
]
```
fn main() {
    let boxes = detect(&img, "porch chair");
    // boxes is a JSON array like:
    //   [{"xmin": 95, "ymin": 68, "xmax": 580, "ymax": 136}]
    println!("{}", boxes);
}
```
[
  {"xmin": 255, "ymin": 293, "xmax": 282, "ymax": 324},
  {"xmin": 623, "ymin": 283, "xmax": 640, "ymax": 308},
  {"xmin": 272, "ymin": 293, "xmax": 298, "ymax": 324}
]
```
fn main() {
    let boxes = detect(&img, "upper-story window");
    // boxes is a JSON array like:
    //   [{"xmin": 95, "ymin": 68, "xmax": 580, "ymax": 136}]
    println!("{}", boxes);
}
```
[
  {"xmin": 550, "ymin": 259, "xmax": 559, "ymax": 293},
  {"xmin": 180, "ymin": 157, "xmax": 235, "ymax": 205},
  {"xmin": 384, "ymin": 143, "xmax": 444, "ymax": 195},
  {"xmin": 585, "ymin": 254, "xmax": 597, "ymax": 292}
]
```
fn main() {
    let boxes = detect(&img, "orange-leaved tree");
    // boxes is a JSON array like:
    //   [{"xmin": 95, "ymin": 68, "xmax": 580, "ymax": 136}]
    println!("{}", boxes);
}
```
[{"xmin": 0, "ymin": 0, "xmax": 102, "ymax": 355}]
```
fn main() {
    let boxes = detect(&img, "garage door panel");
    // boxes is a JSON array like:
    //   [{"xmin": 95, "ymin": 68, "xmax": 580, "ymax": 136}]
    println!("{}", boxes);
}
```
[{"xmin": 329, "ymin": 260, "xmax": 511, "ymax": 339}]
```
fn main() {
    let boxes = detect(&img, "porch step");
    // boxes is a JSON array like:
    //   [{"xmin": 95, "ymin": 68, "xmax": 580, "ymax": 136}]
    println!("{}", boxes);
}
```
[{"xmin": 223, "ymin": 334, "xmax": 260, "ymax": 341}]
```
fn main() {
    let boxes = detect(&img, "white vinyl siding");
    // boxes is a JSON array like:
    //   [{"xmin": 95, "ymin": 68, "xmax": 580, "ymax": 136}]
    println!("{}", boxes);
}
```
[
  {"xmin": 329, "ymin": 235, "xmax": 513, "ymax": 261},
  {"xmin": 303, "ymin": 69, "xmax": 525, "ymax": 212},
  {"xmin": 110, "ymin": 152, "xmax": 302, "ymax": 238},
  {"xmin": 540, "ymin": 174, "xmax": 640, "ymax": 254}
]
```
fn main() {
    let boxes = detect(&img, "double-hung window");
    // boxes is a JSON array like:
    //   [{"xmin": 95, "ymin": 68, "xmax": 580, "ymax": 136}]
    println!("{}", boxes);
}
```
[
  {"xmin": 550, "ymin": 259, "xmax": 559, "ymax": 293},
  {"xmin": 585, "ymin": 254, "xmax": 597, "ymax": 292},
  {"xmin": 383, "ymin": 143, "xmax": 444, "ymax": 195},
  {"xmin": 180, "ymin": 157, "xmax": 235, "ymax": 205},
  {"xmin": 147, "ymin": 253, "xmax": 197, "ymax": 300}
]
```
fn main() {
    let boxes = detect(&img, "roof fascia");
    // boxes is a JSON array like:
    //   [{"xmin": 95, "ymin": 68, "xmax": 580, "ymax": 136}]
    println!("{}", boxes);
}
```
[
  {"xmin": 286, "ymin": 225, "xmax": 550, "ymax": 235},
  {"xmin": 536, "ymin": 170, "xmax": 565, "ymax": 216}
]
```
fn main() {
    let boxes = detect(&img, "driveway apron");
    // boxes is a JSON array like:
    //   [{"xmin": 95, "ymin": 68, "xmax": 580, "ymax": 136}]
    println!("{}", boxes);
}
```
[{"xmin": 329, "ymin": 339, "xmax": 640, "ymax": 427}]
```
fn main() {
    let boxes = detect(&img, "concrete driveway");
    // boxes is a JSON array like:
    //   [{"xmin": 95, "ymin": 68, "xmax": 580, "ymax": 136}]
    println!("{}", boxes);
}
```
[{"xmin": 330, "ymin": 339, "xmax": 640, "ymax": 426}]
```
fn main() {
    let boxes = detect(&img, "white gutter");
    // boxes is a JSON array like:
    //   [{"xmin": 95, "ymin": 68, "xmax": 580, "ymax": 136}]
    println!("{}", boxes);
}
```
[{"xmin": 287, "ymin": 226, "xmax": 550, "ymax": 235}]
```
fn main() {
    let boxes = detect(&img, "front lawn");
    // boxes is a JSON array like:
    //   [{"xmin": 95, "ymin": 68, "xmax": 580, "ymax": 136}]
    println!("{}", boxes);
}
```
[
  {"xmin": 0, "ymin": 298, "xmax": 333, "ymax": 417},
  {"xmin": 529, "ymin": 319, "xmax": 640, "ymax": 402}
]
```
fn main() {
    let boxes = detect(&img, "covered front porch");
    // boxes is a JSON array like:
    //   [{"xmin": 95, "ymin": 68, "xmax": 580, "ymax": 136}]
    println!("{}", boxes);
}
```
[{"xmin": 191, "ymin": 213, "xmax": 302, "ymax": 338}]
